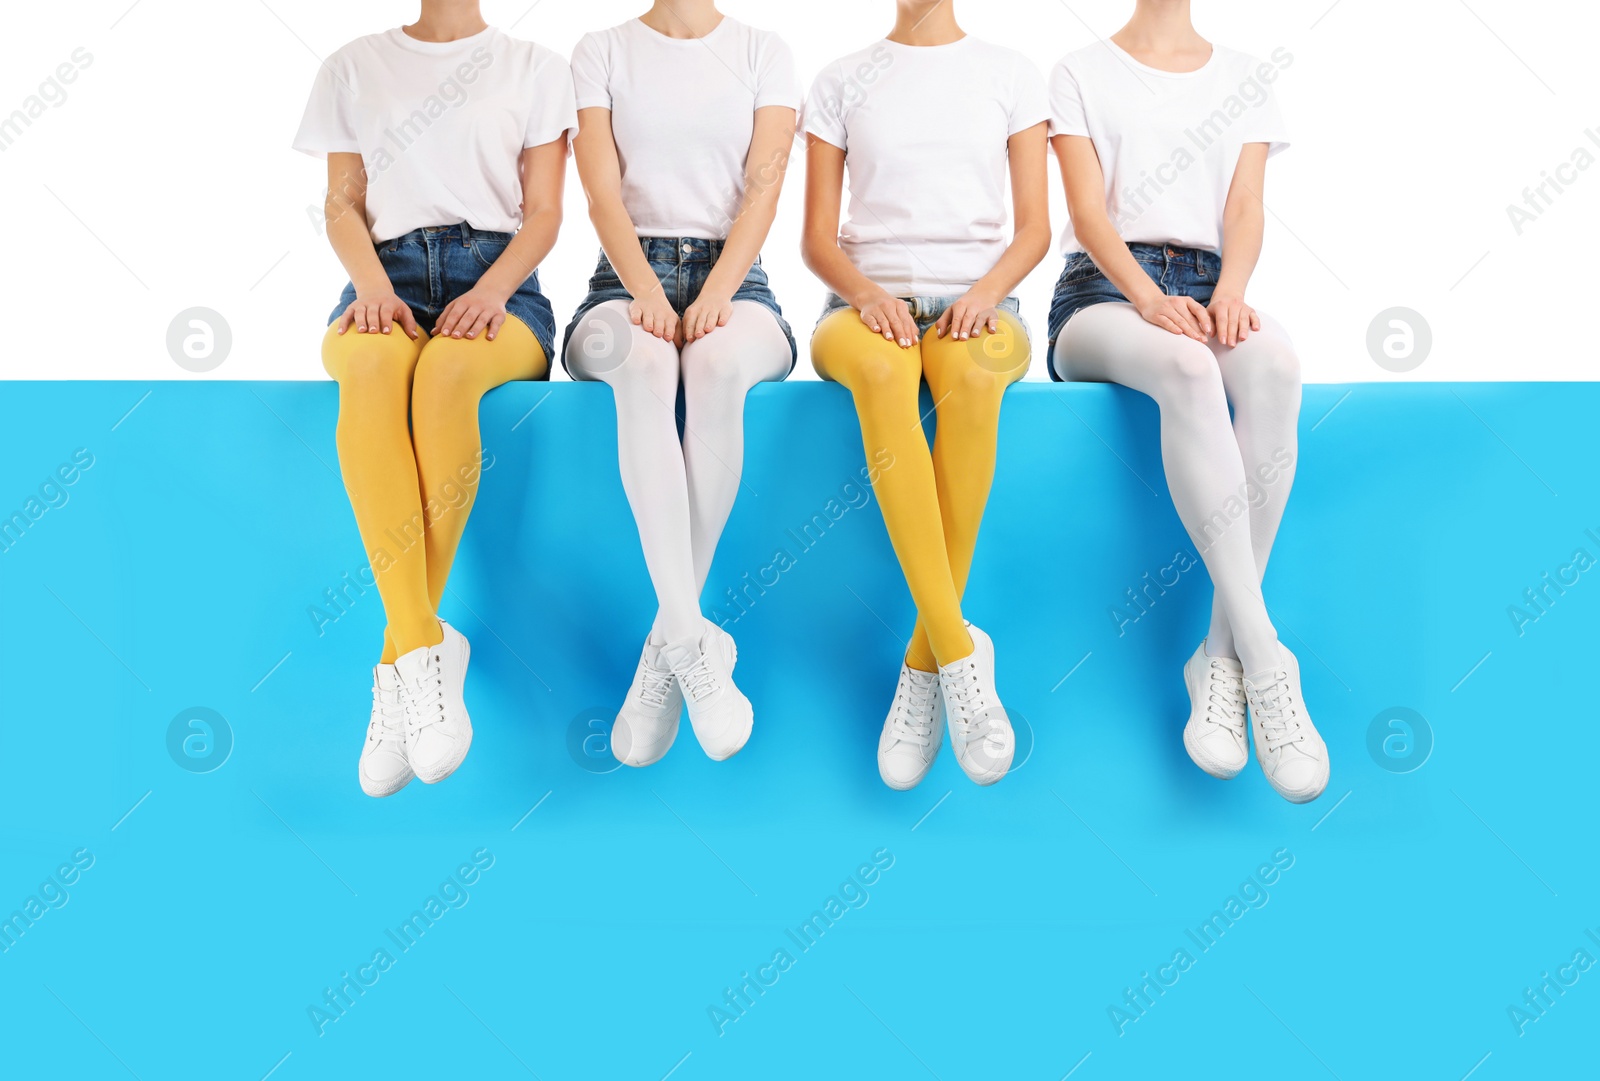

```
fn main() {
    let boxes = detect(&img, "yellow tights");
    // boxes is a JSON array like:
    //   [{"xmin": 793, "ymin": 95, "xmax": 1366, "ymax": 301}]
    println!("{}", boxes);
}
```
[
  {"xmin": 812, "ymin": 310, "xmax": 1029, "ymax": 672},
  {"xmin": 322, "ymin": 316, "xmax": 547, "ymax": 664}
]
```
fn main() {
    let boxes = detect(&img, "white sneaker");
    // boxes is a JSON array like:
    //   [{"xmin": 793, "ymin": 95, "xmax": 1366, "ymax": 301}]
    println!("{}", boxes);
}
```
[
  {"xmin": 662, "ymin": 622, "xmax": 751, "ymax": 762},
  {"xmin": 359, "ymin": 664, "xmax": 414, "ymax": 798},
  {"xmin": 395, "ymin": 621, "xmax": 473, "ymax": 784},
  {"xmin": 878, "ymin": 664, "xmax": 944, "ymax": 790},
  {"xmin": 939, "ymin": 624, "xmax": 1014, "ymax": 786},
  {"xmin": 1182, "ymin": 641, "xmax": 1248, "ymax": 780},
  {"xmin": 1245, "ymin": 645, "xmax": 1330, "ymax": 804},
  {"xmin": 612, "ymin": 636, "xmax": 683, "ymax": 767}
]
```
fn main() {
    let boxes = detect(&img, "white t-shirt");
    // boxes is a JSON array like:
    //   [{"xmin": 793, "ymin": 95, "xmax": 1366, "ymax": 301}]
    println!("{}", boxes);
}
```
[
  {"xmin": 570, "ymin": 17, "xmax": 801, "ymax": 240},
  {"xmin": 1049, "ymin": 42, "xmax": 1291, "ymax": 254},
  {"xmin": 293, "ymin": 27, "xmax": 578, "ymax": 243},
  {"xmin": 804, "ymin": 37, "xmax": 1049, "ymax": 297}
]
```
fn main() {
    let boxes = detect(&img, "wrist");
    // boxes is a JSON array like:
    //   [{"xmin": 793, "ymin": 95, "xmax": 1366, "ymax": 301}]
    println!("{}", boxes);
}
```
[
  {"xmin": 963, "ymin": 285, "xmax": 1003, "ymax": 309},
  {"xmin": 353, "ymin": 277, "xmax": 393, "ymax": 297}
]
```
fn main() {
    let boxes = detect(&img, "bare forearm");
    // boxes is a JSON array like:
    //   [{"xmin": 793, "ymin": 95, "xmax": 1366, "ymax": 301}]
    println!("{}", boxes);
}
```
[
  {"xmin": 1073, "ymin": 209, "xmax": 1161, "ymax": 305},
  {"xmin": 803, "ymin": 236, "xmax": 887, "ymax": 309},
  {"xmin": 1215, "ymin": 206, "xmax": 1263, "ymax": 296},
  {"xmin": 326, "ymin": 204, "xmax": 388, "ymax": 295},
  {"xmin": 476, "ymin": 207, "xmax": 561, "ymax": 298},
  {"xmin": 584, "ymin": 199, "xmax": 660, "ymax": 301},
  {"xmin": 968, "ymin": 221, "xmax": 1051, "ymax": 305}
]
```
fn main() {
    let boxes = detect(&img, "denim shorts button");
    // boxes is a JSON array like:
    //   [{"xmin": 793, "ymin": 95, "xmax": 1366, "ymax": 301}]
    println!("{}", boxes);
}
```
[{"xmin": 682, "ymin": 243, "xmax": 694, "ymax": 254}]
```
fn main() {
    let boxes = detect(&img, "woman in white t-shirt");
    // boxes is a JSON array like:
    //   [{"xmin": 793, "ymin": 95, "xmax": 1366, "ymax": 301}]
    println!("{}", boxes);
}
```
[
  {"xmin": 802, "ymin": 0, "xmax": 1052, "ymax": 791},
  {"xmin": 1047, "ymin": 1, "xmax": 1328, "ymax": 803},
  {"xmin": 564, "ymin": 1, "xmax": 801, "ymax": 768},
  {"xmin": 294, "ymin": 2, "xmax": 576, "ymax": 797}
]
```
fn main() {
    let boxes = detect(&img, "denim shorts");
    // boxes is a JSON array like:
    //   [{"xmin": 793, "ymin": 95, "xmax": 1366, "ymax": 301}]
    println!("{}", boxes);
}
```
[
  {"xmin": 1045, "ymin": 243, "xmax": 1221, "ymax": 380},
  {"xmin": 817, "ymin": 293, "xmax": 1028, "ymax": 340},
  {"xmin": 327, "ymin": 222, "xmax": 558, "ymax": 367},
  {"xmin": 560, "ymin": 237, "xmax": 797, "ymax": 375}
]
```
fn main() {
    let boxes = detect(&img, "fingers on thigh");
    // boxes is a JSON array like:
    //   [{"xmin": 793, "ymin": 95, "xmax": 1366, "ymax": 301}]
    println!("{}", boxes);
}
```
[
  {"xmin": 921, "ymin": 310, "xmax": 1031, "ymax": 397},
  {"xmin": 810, "ymin": 310, "xmax": 921, "ymax": 392},
  {"xmin": 414, "ymin": 320, "xmax": 543, "ymax": 401},
  {"xmin": 574, "ymin": 305, "xmax": 681, "ymax": 396}
]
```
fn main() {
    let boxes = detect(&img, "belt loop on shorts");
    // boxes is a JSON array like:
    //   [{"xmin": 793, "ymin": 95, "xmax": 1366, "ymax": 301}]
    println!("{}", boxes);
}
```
[{"xmin": 459, "ymin": 221, "xmax": 472, "ymax": 248}]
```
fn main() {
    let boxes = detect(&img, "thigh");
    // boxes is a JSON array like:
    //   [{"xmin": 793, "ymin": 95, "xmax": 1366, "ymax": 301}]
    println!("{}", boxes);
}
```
[
  {"xmin": 1053, "ymin": 301, "xmax": 1216, "ymax": 399},
  {"xmin": 413, "ymin": 315, "xmax": 546, "ymax": 400},
  {"xmin": 809, "ymin": 307, "xmax": 923, "ymax": 393},
  {"xmin": 920, "ymin": 309, "xmax": 1031, "ymax": 402},
  {"xmin": 564, "ymin": 299, "xmax": 680, "ymax": 389}
]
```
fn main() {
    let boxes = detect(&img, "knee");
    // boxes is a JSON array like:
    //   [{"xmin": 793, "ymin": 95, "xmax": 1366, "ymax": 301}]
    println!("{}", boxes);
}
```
[
  {"xmin": 614, "ymin": 331, "xmax": 680, "ymax": 398},
  {"xmin": 844, "ymin": 347, "xmax": 920, "ymax": 398},
  {"xmin": 324, "ymin": 328, "xmax": 423, "ymax": 393},
  {"xmin": 1237, "ymin": 335, "xmax": 1302, "ymax": 400},
  {"xmin": 1154, "ymin": 338, "xmax": 1226, "ymax": 400},
  {"xmin": 411, "ymin": 338, "xmax": 487, "ymax": 405},
  {"xmin": 679, "ymin": 337, "xmax": 744, "ymax": 398}
]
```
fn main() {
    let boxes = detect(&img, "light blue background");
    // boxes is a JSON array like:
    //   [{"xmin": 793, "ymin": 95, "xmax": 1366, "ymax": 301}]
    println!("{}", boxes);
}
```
[{"xmin": 0, "ymin": 381, "xmax": 1594, "ymax": 1079}]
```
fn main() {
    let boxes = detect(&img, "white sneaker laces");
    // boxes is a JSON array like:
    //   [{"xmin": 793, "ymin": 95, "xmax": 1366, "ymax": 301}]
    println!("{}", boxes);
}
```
[
  {"xmin": 944, "ymin": 661, "xmax": 1000, "ymax": 749},
  {"xmin": 370, "ymin": 679, "xmax": 406, "ymax": 745},
  {"xmin": 889, "ymin": 671, "xmax": 939, "ymax": 745},
  {"xmin": 637, "ymin": 657, "xmax": 677, "ymax": 709},
  {"xmin": 1251, "ymin": 670, "xmax": 1305, "ymax": 752},
  {"xmin": 675, "ymin": 650, "xmax": 721, "ymax": 705},
  {"xmin": 1204, "ymin": 660, "xmax": 1246, "ymax": 730},
  {"xmin": 406, "ymin": 651, "xmax": 447, "ymax": 737}
]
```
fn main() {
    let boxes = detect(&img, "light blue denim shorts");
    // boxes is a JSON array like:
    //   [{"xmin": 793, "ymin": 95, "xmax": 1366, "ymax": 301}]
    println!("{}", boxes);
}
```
[{"xmin": 817, "ymin": 293, "xmax": 1028, "ymax": 340}]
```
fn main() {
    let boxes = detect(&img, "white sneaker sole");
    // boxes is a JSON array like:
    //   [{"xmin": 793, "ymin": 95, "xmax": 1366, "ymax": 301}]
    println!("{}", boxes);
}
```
[
  {"xmin": 413, "ymin": 633, "xmax": 472, "ymax": 785},
  {"xmin": 695, "ymin": 626, "xmax": 751, "ymax": 762},
  {"xmin": 359, "ymin": 764, "xmax": 415, "ymax": 798},
  {"xmin": 1264, "ymin": 754, "xmax": 1331, "ymax": 804},
  {"xmin": 1182, "ymin": 721, "xmax": 1246, "ymax": 781}
]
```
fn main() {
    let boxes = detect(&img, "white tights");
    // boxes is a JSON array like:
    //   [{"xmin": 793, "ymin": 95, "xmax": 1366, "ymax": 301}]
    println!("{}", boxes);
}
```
[
  {"xmin": 1053, "ymin": 302, "xmax": 1301, "ymax": 677},
  {"xmin": 566, "ymin": 299, "xmax": 792, "ymax": 646}
]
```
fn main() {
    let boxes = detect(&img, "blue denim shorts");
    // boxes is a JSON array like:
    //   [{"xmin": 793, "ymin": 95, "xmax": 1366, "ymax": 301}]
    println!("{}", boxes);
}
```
[
  {"xmin": 327, "ymin": 222, "xmax": 558, "ymax": 367},
  {"xmin": 817, "ymin": 293, "xmax": 1028, "ymax": 340},
  {"xmin": 560, "ymin": 237, "xmax": 797, "ymax": 375},
  {"xmin": 1045, "ymin": 243, "xmax": 1221, "ymax": 380}
]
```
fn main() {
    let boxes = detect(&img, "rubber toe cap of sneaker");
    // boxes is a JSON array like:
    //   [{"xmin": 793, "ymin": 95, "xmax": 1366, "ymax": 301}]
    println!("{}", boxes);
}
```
[{"xmin": 613, "ymin": 713, "xmax": 679, "ymax": 767}]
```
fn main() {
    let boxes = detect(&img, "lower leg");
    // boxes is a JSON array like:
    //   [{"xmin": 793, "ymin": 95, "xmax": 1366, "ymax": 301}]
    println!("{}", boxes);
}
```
[
  {"xmin": 903, "ymin": 314, "xmax": 1029, "ymax": 670},
  {"xmin": 1205, "ymin": 316, "xmax": 1302, "ymax": 659},
  {"xmin": 1055, "ymin": 303, "xmax": 1279, "ymax": 674},
  {"xmin": 811, "ymin": 310, "xmax": 971, "ymax": 668},
  {"xmin": 567, "ymin": 301, "xmax": 702, "ymax": 645},
  {"xmin": 678, "ymin": 302, "xmax": 792, "ymax": 599},
  {"xmin": 321, "ymin": 324, "xmax": 437, "ymax": 662},
  {"xmin": 410, "ymin": 316, "xmax": 549, "ymax": 615}
]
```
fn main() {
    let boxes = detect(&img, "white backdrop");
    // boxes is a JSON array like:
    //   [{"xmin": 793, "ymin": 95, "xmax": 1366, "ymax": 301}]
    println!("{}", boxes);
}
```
[{"xmin": 2, "ymin": 0, "xmax": 1595, "ymax": 381}]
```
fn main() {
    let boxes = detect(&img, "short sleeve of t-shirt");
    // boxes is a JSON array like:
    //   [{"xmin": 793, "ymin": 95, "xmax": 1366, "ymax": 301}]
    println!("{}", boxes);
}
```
[
  {"xmin": 526, "ymin": 51, "xmax": 578, "ymax": 147},
  {"xmin": 1047, "ymin": 61, "xmax": 1089, "ymax": 139},
  {"xmin": 1235, "ymin": 72, "xmax": 1291, "ymax": 156},
  {"xmin": 754, "ymin": 35, "xmax": 802, "ymax": 110},
  {"xmin": 802, "ymin": 63, "xmax": 849, "ymax": 150},
  {"xmin": 292, "ymin": 58, "xmax": 359, "ymax": 157},
  {"xmin": 569, "ymin": 32, "xmax": 611, "ymax": 111},
  {"xmin": 1007, "ymin": 59, "xmax": 1050, "ymax": 136}
]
